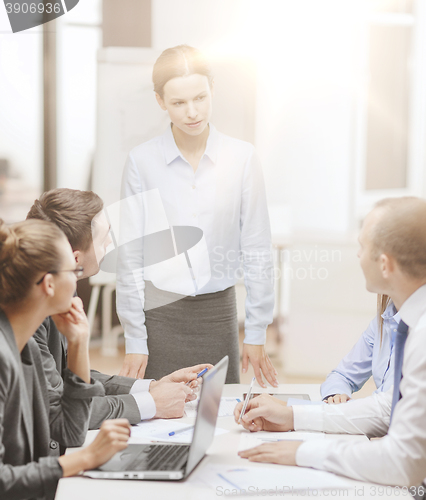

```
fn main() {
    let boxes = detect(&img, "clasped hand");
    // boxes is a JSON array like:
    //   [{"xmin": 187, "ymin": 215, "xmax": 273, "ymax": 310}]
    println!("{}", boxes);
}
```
[{"xmin": 51, "ymin": 297, "xmax": 89, "ymax": 344}]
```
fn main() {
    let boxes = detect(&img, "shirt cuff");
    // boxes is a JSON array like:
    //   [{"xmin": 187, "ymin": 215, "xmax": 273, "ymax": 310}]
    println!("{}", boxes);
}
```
[
  {"xmin": 130, "ymin": 379, "xmax": 154, "ymax": 394},
  {"xmin": 293, "ymin": 404, "xmax": 325, "ymax": 432},
  {"xmin": 243, "ymin": 329, "xmax": 267, "ymax": 345},
  {"xmin": 131, "ymin": 391, "xmax": 156, "ymax": 420},
  {"xmin": 296, "ymin": 440, "xmax": 334, "ymax": 470},
  {"xmin": 320, "ymin": 379, "xmax": 353, "ymax": 400},
  {"xmin": 125, "ymin": 337, "xmax": 149, "ymax": 355}
]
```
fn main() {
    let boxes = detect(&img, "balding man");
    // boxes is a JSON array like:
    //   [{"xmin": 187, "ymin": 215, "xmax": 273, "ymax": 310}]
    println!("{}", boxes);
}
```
[{"xmin": 235, "ymin": 197, "xmax": 426, "ymax": 492}]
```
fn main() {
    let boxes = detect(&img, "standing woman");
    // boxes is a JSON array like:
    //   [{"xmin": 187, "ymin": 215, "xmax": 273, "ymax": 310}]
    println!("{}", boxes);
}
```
[
  {"xmin": 117, "ymin": 45, "xmax": 277, "ymax": 386},
  {"xmin": 0, "ymin": 219, "xmax": 130, "ymax": 500}
]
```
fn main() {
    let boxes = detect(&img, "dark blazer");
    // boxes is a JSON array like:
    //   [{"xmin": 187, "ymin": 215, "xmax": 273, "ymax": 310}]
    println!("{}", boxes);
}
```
[
  {"xmin": 33, "ymin": 317, "xmax": 141, "ymax": 432},
  {"xmin": 0, "ymin": 310, "xmax": 103, "ymax": 500}
]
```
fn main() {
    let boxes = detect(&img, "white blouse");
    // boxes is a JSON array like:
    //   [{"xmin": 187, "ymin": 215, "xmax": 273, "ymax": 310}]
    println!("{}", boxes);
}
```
[{"xmin": 116, "ymin": 123, "xmax": 274, "ymax": 355}]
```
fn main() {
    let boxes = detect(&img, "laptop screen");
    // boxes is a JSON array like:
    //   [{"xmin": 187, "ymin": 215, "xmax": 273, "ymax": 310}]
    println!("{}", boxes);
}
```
[{"xmin": 185, "ymin": 355, "xmax": 228, "ymax": 475}]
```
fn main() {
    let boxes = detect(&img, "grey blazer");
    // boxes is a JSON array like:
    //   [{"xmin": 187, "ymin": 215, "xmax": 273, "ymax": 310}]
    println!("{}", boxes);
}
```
[
  {"xmin": 33, "ymin": 317, "xmax": 141, "ymax": 432},
  {"xmin": 0, "ymin": 310, "xmax": 104, "ymax": 500}
]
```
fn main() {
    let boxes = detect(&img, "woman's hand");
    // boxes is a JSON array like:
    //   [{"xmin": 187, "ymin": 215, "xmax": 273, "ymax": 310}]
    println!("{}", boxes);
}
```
[
  {"xmin": 52, "ymin": 297, "xmax": 90, "ymax": 382},
  {"xmin": 119, "ymin": 354, "xmax": 148, "ymax": 379},
  {"xmin": 51, "ymin": 297, "xmax": 89, "ymax": 344},
  {"xmin": 59, "ymin": 419, "xmax": 131, "ymax": 477},
  {"xmin": 84, "ymin": 419, "xmax": 131, "ymax": 468},
  {"xmin": 234, "ymin": 394, "xmax": 294, "ymax": 432},
  {"xmin": 242, "ymin": 344, "xmax": 278, "ymax": 388},
  {"xmin": 238, "ymin": 441, "xmax": 302, "ymax": 466},
  {"xmin": 325, "ymin": 394, "xmax": 351, "ymax": 404}
]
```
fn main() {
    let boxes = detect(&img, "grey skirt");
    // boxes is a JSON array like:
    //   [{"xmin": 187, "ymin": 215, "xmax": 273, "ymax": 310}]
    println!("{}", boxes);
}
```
[{"xmin": 143, "ymin": 282, "xmax": 240, "ymax": 384}]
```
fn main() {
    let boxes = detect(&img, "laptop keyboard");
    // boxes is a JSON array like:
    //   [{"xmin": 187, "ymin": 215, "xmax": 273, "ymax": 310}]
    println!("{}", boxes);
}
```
[{"xmin": 130, "ymin": 444, "xmax": 189, "ymax": 472}]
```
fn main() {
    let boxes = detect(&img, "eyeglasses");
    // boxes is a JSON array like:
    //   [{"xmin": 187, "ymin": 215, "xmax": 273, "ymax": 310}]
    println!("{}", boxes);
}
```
[{"xmin": 36, "ymin": 266, "xmax": 84, "ymax": 285}]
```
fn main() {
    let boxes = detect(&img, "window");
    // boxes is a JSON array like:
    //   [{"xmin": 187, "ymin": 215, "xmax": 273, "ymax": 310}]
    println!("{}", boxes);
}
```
[{"xmin": 354, "ymin": 0, "xmax": 426, "ymax": 216}]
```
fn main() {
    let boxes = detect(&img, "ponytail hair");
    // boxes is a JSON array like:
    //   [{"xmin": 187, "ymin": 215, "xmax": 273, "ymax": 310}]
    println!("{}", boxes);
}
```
[
  {"xmin": 377, "ymin": 294, "xmax": 391, "ymax": 346},
  {"xmin": 0, "ymin": 219, "xmax": 65, "ymax": 306},
  {"xmin": 153, "ymin": 45, "xmax": 214, "ymax": 99}
]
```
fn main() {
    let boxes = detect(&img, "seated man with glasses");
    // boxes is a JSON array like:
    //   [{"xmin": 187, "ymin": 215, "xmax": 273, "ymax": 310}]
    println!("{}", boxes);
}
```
[{"xmin": 27, "ymin": 188, "xmax": 211, "ymax": 454}]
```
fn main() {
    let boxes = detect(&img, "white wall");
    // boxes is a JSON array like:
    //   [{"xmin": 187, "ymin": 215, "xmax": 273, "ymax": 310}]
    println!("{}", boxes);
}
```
[
  {"xmin": 152, "ymin": 0, "xmax": 368, "ymax": 235},
  {"xmin": 255, "ymin": 2, "xmax": 366, "ymax": 234},
  {"xmin": 282, "ymin": 239, "xmax": 376, "ymax": 376},
  {"xmin": 152, "ymin": 0, "xmax": 247, "ymax": 51}
]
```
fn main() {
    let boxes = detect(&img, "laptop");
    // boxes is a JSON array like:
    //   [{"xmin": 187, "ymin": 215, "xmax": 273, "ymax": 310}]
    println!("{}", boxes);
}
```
[{"xmin": 83, "ymin": 355, "xmax": 229, "ymax": 481}]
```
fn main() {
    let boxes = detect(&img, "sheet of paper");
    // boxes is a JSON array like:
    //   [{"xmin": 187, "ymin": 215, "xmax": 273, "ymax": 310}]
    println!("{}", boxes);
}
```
[
  {"xmin": 151, "ymin": 426, "xmax": 229, "ymax": 444},
  {"xmin": 129, "ymin": 419, "xmax": 190, "ymax": 443},
  {"xmin": 184, "ymin": 397, "xmax": 242, "ymax": 418},
  {"xmin": 130, "ymin": 418, "xmax": 229, "ymax": 444},
  {"xmin": 200, "ymin": 465, "xmax": 353, "ymax": 493},
  {"xmin": 238, "ymin": 430, "xmax": 325, "ymax": 452},
  {"xmin": 287, "ymin": 397, "xmax": 324, "ymax": 406},
  {"xmin": 183, "ymin": 399, "xmax": 198, "ymax": 418}
]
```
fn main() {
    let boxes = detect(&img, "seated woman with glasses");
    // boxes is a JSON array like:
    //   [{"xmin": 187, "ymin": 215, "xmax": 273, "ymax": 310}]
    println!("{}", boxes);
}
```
[{"xmin": 0, "ymin": 218, "xmax": 130, "ymax": 500}]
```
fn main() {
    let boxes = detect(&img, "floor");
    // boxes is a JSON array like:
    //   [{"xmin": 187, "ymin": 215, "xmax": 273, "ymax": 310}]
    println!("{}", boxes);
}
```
[{"xmin": 89, "ymin": 322, "xmax": 376, "ymax": 400}]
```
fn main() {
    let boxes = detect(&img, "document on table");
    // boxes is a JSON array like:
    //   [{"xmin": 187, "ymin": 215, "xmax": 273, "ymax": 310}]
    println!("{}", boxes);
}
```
[
  {"xmin": 129, "ymin": 419, "xmax": 229, "ymax": 444},
  {"xmin": 200, "ymin": 465, "xmax": 353, "ymax": 493},
  {"xmin": 238, "ymin": 430, "xmax": 325, "ymax": 452},
  {"xmin": 184, "ymin": 397, "xmax": 241, "ymax": 418},
  {"xmin": 129, "ymin": 419, "xmax": 189, "ymax": 443},
  {"xmin": 151, "ymin": 426, "xmax": 229, "ymax": 444}
]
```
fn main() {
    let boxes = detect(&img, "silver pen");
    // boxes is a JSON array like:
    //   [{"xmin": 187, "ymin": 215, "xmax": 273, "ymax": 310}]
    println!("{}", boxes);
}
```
[{"xmin": 238, "ymin": 377, "xmax": 256, "ymax": 424}]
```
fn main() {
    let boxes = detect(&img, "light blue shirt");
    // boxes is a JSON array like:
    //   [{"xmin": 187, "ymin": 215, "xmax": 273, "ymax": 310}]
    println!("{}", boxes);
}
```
[
  {"xmin": 320, "ymin": 302, "xmax": 400, "ymax": 399},
  {"xmin": 116, "ymin": 123, "xmax": 274, "ymax": 355}
]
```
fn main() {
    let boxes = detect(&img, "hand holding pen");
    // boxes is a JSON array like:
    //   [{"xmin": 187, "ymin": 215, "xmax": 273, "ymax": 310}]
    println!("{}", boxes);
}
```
[
  {"xmin": 166, "ymin": 368, "xmax": 209, "ymax": 437},
  {"xmin": 158, "ymin": 364, "xmax": 213, "ymax": 388},
  {"xmin": 238, "ymin": 377, "xmax": 256, "ymax": 423},
  {"xmin": 186, "ymin": 367, "xmax": 208, "ymax": 386},
  {"xmin": 234, "ymin": 393, "xmax": 294, "ymax": 432}
]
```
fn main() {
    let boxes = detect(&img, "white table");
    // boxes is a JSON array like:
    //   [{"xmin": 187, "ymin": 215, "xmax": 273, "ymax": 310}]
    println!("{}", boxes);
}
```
[{"xmin": 55, "ymin": 384, "xmax": 402, "ymax": 499}]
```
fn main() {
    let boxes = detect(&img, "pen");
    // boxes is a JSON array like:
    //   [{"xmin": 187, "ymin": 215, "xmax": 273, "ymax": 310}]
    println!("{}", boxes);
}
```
[
  {"xmin": 186, "ymin": 367, "xmax": 208, "ymax": 385},
  {"xmin": 238, "ymin": 377, "xmax": 256, "ymax": 424},
  {"xmin": 168, "ymin": 425, "xmax": 194, "ymax": 436}
]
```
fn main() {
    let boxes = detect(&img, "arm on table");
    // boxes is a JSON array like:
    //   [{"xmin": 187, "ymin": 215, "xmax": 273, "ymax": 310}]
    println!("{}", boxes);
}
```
[{"xmin": 321, "ymin": 316, "xmax": 377, "ymax": 402}]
